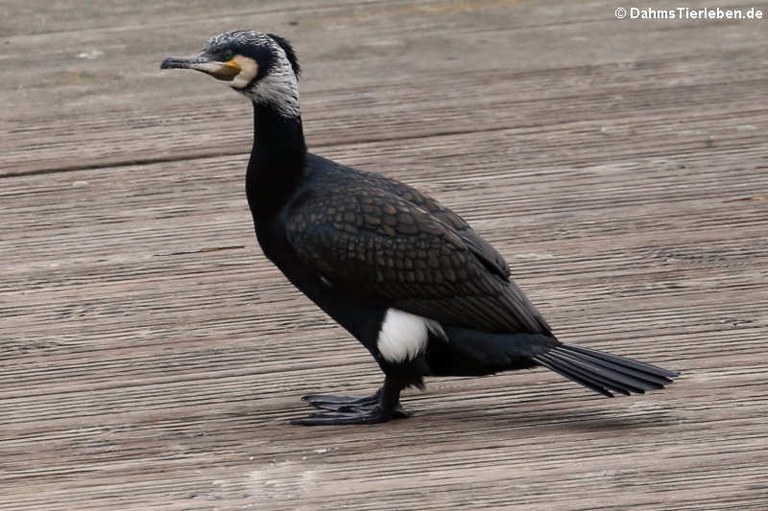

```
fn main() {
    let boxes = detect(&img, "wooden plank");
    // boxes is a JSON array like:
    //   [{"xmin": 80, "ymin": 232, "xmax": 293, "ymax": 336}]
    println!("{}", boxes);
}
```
[
  {"xmin": 2, "ymin": 0, "xmax": 766, "ymax": 175},
  {"xmin": 2, "ymin": 0, "xmax": 768, "ymax": 510}
]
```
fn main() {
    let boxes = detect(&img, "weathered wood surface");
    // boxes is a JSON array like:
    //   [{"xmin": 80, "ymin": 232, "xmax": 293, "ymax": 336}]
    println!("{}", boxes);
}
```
[{"xmin": 2, "ymin": 0, "xmax": 767, "ymax": 509}]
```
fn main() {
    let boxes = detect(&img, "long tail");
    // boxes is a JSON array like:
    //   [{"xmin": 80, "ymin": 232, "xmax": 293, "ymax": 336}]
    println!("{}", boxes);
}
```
[{"xmin": 533, "ymin": 344, "xmax": 678, "ymax": 397}]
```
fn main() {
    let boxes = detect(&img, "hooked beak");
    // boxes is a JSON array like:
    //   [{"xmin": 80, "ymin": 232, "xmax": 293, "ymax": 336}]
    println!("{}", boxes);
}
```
[{"xmin": 160, "ymin": 53, "xmax": 241, "ymax": 81}]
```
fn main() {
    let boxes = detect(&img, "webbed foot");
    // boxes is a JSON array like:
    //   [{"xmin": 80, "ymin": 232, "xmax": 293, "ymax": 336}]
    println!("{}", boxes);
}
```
[
  {"xmin": 292, "ymin": 385, "xmax": 411, "ymax": 426},
  {"xmin": 290, "ymin": 403, "xmax": 410, "ymax": 426},
  {"xmin": 300, "ymin": 390, "xmax": 380, "ymax": 412}
]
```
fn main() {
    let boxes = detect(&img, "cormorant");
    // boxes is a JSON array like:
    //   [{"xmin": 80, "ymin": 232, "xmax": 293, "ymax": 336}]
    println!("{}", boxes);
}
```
[{"xmin": 160, "ymin": 31, "xmax": 678, "ymax": 425}]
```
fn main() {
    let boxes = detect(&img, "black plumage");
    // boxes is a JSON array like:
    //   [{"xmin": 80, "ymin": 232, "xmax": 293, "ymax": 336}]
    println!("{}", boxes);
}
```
[{"xmin": 161, "ymin": 31, "xmax": 678, "ymax": 425}]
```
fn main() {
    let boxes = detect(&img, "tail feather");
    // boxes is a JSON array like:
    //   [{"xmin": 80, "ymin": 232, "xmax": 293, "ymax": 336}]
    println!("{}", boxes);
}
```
[
  {"xmin": 534, "ymin": 354, "xmax": 618, "ymax": 397},
  {"xmin": 546, "ymin": 350, "xmax": 663, "ymax": 392},
  {"xmin": 564, "ymin": 345, "xmax": 678, "ymax": 378},
  {"xmin": 533, "ymin": 344, "xmax": 678, "ymax": 397},
  {"xmin": 536, "ymin": 352, "xmax": 638, "ymax": 396}
]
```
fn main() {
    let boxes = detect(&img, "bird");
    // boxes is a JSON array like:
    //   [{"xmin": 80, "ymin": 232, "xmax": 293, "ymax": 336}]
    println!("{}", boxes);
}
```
[{"xmin": 160, "ymin": 30, "xmax": 678, "ymax": 426}]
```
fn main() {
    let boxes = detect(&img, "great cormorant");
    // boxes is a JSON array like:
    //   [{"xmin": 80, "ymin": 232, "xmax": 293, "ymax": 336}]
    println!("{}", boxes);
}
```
[{"xmin": 161, "ymin": 31, "xmax": 677, "ymax": 425}]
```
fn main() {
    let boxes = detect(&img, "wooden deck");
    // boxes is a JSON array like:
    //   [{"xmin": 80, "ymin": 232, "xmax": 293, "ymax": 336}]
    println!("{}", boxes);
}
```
[{"xmin": 2, "ymin": 0, "xmax": 767, "ymax": 509}]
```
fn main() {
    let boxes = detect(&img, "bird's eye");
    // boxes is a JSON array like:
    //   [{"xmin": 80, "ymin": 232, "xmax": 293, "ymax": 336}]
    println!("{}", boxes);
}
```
[{"xmin": 220, "ymin": 49, "xmax": 235, "ymax": 61}]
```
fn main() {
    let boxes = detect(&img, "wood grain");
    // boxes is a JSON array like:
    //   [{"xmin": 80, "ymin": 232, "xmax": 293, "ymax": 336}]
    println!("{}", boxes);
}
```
[{"xmin": 2, "ymin": 0, "xmax": 767, "ymax": 509}]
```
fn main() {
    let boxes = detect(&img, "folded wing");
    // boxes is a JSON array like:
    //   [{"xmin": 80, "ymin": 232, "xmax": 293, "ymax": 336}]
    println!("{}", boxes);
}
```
[{"xmin": 285, "ymin": 172, "xmax": 550, "ymax": 335}]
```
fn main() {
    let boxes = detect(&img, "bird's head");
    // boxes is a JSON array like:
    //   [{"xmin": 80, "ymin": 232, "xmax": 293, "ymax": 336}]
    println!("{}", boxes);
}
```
[{"xmin": 161, "ymin": 30, "xmax": 301, "ymax": 118}]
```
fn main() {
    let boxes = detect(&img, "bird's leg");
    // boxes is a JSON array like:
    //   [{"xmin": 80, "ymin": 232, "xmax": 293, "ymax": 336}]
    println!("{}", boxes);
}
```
[{"xmin": 290, "ymin": 375, "xmax": 411, "ymax": 426}]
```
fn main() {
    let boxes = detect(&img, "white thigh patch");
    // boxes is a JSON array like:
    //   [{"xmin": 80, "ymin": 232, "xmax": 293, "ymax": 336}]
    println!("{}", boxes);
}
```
[{"xmin": 377, "ymin": 309, "xmax": 443, "ymax": 363}]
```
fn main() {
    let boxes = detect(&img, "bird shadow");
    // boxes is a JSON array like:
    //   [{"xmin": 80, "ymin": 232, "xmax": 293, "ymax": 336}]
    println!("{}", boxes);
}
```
[{"xmin": 414, "ymin": 398, "xmax": 681, "ymax": 433}]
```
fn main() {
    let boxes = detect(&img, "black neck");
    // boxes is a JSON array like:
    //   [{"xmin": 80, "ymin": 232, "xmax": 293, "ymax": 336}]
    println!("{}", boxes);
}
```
[{"xmin": 245, "ymin": 103, "xmax": 307, "ymax": 221}]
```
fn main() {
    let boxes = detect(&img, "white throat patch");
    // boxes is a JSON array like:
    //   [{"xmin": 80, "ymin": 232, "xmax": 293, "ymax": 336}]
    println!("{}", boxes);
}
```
[
  {"xmin": 230, "ymin": 54, "xmax": 258, "ymax": 90},
  {"xmin": 377, "ymin": 309, "xmax": 445, "ymax": 363}
]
